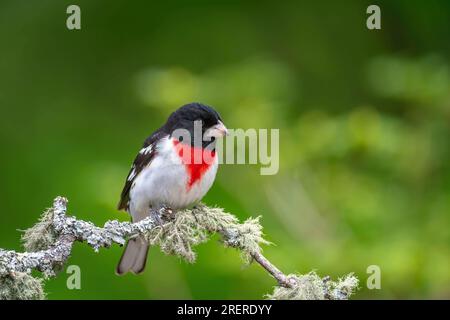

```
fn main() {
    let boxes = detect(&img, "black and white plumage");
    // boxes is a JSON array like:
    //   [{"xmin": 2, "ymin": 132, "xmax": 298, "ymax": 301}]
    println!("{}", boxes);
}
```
[{"xmin": 116, "ymin": 103, "xmax": 228, "ymax": 275}]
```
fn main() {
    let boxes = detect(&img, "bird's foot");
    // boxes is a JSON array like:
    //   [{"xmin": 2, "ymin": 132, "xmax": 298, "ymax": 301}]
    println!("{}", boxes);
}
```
[
  {"xmin": 149, "ymin": 206, "xmax": 174, "ymax": 226},
  {"xmin": 161, "ymin": 206, "xmax": 175, "ymax": 221}
]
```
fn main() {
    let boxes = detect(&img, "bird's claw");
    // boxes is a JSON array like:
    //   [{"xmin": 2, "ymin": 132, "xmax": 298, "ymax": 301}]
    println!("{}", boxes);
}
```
[
  {"xmin": 161, "ymin": 206, "xmax": 175, "ymax": 221},
  {"xmin": 149, "ymin": 206, "xmax": 174, "ymax": 226}
]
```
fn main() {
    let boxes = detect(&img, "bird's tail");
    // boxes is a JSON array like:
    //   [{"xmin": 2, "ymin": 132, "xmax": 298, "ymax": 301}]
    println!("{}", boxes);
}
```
[{"xmin": 116, "ymin": 235, "xmax": 149, "ymax": 275}]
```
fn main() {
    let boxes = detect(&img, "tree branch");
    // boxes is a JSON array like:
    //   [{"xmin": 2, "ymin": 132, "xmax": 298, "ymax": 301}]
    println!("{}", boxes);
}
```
[
  {"xmin": 0, "ymin": 197, "xmax": 358, "ymax": 300},
  {"xmin": 0, "ymin": 197, "xmax": 169, "ymax": 277},
  {"xmin": 251, "ymin": 252, "xmax": 297, "ymax": 288}
]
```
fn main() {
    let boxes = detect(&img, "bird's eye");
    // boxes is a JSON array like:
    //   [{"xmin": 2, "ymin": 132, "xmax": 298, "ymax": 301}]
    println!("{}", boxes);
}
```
[{"xmin": 179, "ymin": 136, "xmax": 184, "ymax": 142}]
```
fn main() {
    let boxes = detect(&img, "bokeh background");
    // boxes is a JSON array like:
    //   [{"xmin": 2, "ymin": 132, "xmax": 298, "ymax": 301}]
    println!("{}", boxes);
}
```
[{"xmin": 0, "ymin": 0, "xmax": 449, "ymax": 299}]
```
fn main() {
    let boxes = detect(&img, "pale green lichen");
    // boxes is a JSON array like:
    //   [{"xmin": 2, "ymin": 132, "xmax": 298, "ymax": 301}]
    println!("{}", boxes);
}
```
[
  {"xmin": 266, "ymin": 272, "xmax": 359, "ymax": 300},
  {"xmin": 221, "ymin": 216, "xmax": 271, "ymax": 264},
  {"xmin": 330, "ymin": 273, "xmax": 360, "ymax": 299},
  {"xmin": 0, "ymin": 273, "xmax": 46, "ymax": 300},
  {"xmin": 146, "ymin": 208, "xmax": 209, "ymax": 263},
  {"xmin": 21, "ymin": 207, "xmax": 57, "ymax": 252},
  {"xmin": 145, "ymin": 204, "xmax": 270, "ymax": 264}
]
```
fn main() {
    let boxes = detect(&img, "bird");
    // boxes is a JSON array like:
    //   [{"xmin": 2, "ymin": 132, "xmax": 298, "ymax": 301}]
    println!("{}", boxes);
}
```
[{"xmin": 116, "ymin": 102, "xmax": 228, "ymax": 275}]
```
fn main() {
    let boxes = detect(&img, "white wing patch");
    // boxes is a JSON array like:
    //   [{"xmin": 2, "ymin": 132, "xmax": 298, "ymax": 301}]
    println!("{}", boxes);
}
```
[
  {"xmin": 128, "ymin": 166, "xmax": 137, "ymax": 181},
  {"xmin": 139, "ymin": 145, "xmax": 153, "ymax": 155}
]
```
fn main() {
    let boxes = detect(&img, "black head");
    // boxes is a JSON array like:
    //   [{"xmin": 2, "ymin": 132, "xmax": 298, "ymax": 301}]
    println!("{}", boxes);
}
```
[{"xmin": 163, "ymin": 103, "xmax": 227, "ymax": 147}]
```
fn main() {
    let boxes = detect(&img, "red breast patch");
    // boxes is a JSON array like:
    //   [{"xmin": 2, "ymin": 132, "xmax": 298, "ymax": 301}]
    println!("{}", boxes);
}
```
[{"xmin": 173, "ymin": 139, "xmax": 216, "ymax": 190}]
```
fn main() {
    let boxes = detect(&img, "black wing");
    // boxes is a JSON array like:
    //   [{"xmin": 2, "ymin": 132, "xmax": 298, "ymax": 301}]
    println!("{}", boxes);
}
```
[{"xmin": 117, "ymin": 131, "xmax": 166, "ymax": 211}]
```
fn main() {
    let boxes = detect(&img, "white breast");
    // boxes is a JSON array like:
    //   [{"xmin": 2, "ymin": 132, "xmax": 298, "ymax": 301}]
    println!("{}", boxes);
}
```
[{"xmin": 129, "ymin": 137, "xmax": 218, "ymax": 221}]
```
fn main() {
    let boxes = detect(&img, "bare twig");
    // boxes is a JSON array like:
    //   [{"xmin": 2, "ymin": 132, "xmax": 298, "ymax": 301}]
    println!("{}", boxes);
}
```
[{"xmin": 251, "ymin": 252, "xmax": 296, "ymax": 288}]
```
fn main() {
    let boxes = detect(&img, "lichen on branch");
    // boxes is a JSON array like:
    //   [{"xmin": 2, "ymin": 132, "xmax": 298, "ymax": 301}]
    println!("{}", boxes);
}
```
[
  {"xmin": 0, "ymin": 197, "xmax": 358, "ymax": 300},
  {"xmin": 266, "ymin": 272, "xmax": 359, "ymax": 300},
  {"xmin": 146, "ymin": 204, "xmax": 270, "ymax": 264},
  {"xmin": 0, "ymin": 272, "xmax": 45, "ymax": 300}
]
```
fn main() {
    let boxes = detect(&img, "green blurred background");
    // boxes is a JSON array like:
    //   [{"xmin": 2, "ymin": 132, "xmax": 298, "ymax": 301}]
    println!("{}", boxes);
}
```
[{"xmin": 0, "ymin": 0, "xmax": 449, "ymax": 299}]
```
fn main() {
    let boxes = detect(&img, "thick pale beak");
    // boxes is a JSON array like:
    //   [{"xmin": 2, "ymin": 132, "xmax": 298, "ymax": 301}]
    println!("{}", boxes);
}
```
[{"xmin": 205, "ymin": 120, "xmax": 229, "ymax": 138}]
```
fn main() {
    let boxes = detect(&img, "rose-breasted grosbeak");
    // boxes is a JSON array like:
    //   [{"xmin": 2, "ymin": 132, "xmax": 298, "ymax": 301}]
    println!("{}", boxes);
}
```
[{"xmin": 116, "ymin": 103, "xmax": 228, "ymax": 275}]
